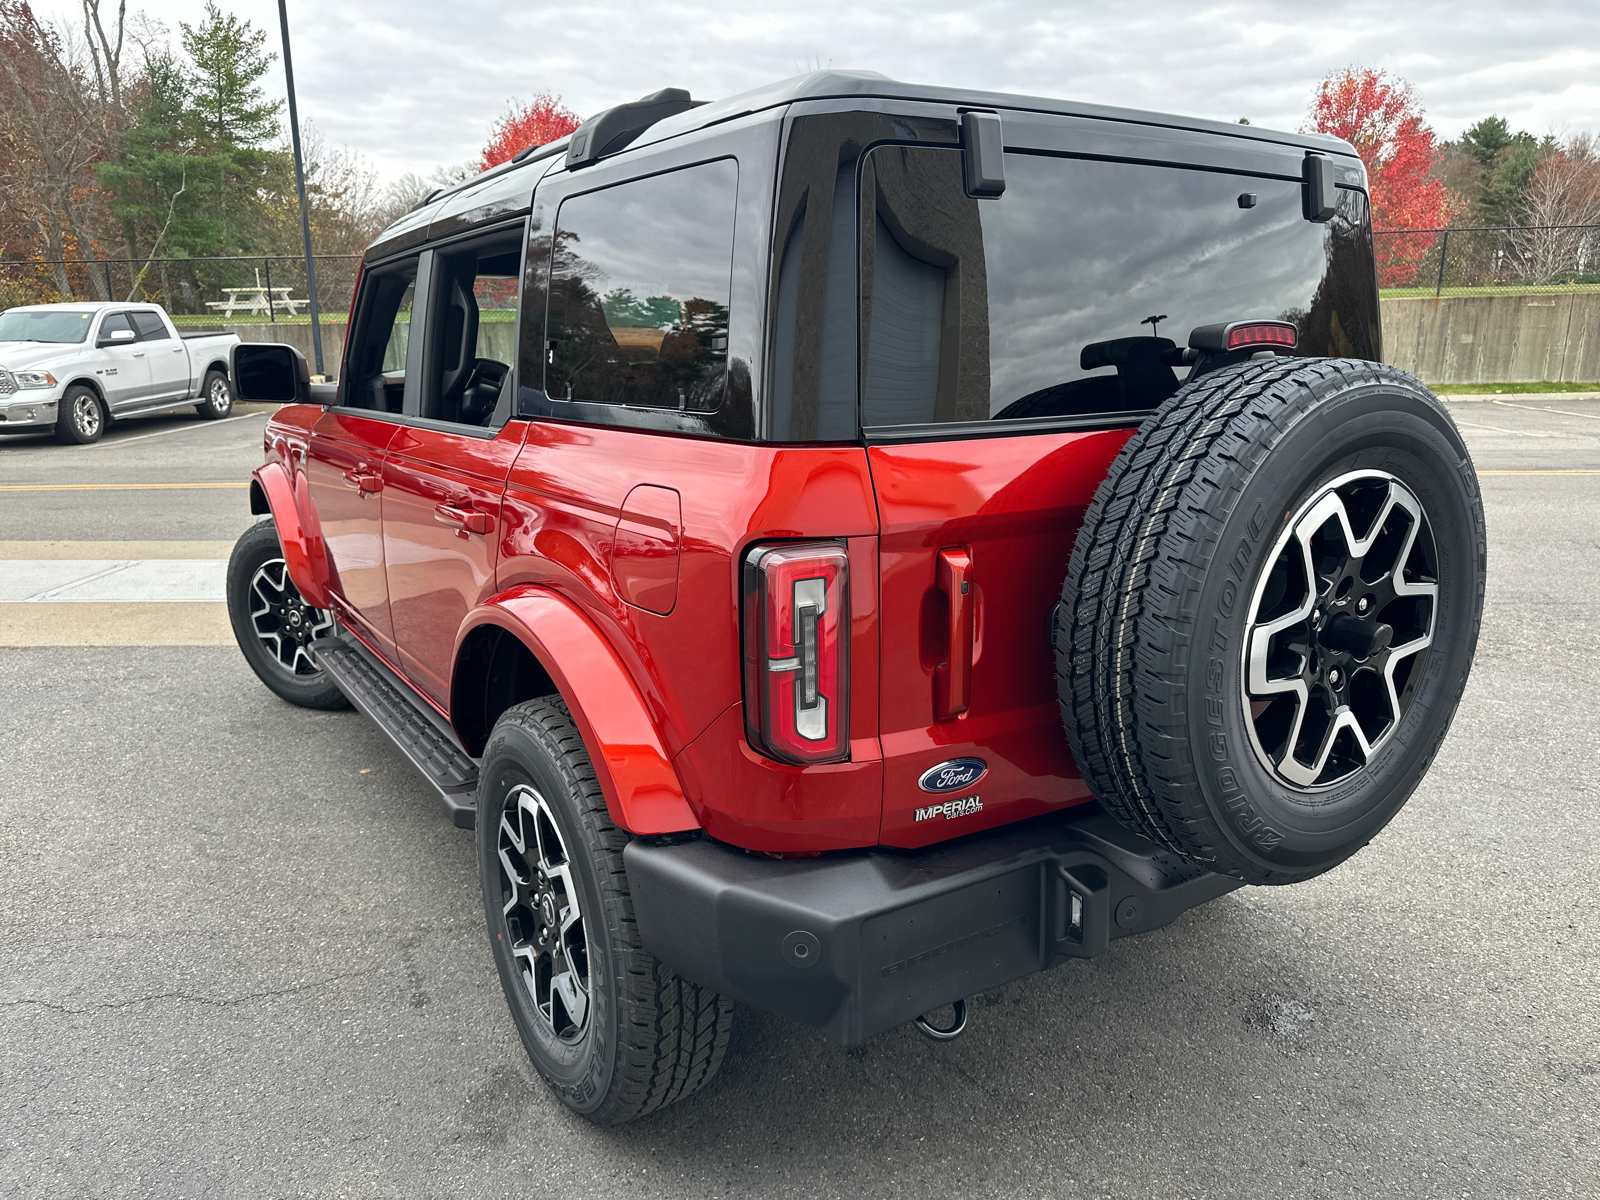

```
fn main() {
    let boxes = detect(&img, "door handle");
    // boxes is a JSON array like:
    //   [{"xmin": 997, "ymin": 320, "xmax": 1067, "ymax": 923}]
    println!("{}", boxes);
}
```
[
  {"xmin": 434, "ymin": 502, "xmax": 491, "ymax": 536},
  {"xmin": 172, "ymin": 347, "xmax": 184, "ymax": 353},
  {"xmin": 132, "ymin": 351, "xmax": 145, "ymax": 358},
  {"xmin": 342, "ymin": 467, "xmax": 382, "ymax": 494},
  {"xmin": 935, "ymin": 546, "xmax": 974, "ymax": 719}
]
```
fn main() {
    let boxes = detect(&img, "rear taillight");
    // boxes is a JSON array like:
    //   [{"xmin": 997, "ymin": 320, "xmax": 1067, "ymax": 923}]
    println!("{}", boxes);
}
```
[{"xmin": 742, "ymin": 542, "xmax": 850, "ymax": 764}]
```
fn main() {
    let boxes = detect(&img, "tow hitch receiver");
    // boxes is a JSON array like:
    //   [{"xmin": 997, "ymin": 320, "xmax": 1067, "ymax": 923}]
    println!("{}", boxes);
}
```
[{"xmin": 626, "ymin": 806, "xmax": 1241, "ymax": 1045}]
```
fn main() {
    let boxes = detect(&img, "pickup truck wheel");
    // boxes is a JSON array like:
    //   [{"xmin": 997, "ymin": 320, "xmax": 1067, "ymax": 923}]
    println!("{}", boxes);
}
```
[
  {"xmin": 195, "ymin": 369, "xmax": 233, "ymax": 419},
  {"xmin": 54, "ymin": 386, "xmax": 106, "ymax": 444},
  {"xmin": 477, "ymin": 698, "xmax": 733, "ymax": 1126},
  {"xmin": 226, "ymin": 519, "xmax": 348, "ymax": 709},
  {"xmin": 1057, "ymin": 358, "xmax": 1485, "ymax": 885}
]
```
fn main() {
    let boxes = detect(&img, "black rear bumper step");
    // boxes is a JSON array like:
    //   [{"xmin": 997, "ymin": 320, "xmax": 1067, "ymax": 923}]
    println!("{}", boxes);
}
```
[
  {"xmin": 314, "ymin": 634, "xmax": 478, "ymax": 829},
  {"xmin": 625, "ymin": 807, "xmax": 1240, "ymax": 1045}
]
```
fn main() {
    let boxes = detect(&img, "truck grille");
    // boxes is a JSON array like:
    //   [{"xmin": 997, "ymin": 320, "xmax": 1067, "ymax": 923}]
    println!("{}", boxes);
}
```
[{"xmin": 0, "ymin": 371, "xmax": 15, "ymax": 395}]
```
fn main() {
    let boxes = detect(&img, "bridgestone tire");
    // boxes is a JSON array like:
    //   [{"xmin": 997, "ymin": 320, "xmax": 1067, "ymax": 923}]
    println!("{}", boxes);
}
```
[
  {"xmin": 195, "ymin": 368, "xmax": 234, "ymax": 419},
  {"xmin": 226, "ymin": 519, "xmax": 349, "ymax": 710},
  {"xmin": 1057, "ymin": 358, "xmax": 1485, "ymax": 885},
  {"xmin": 477, "ymin": 698, "xmax": 734, "ymax": 1125}
]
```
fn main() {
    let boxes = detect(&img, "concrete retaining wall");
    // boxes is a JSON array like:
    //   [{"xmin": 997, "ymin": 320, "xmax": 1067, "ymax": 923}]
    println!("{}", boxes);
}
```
[{"xmin": 1380, "ymin": 293, "xmax": 1599, "ymax": 384}]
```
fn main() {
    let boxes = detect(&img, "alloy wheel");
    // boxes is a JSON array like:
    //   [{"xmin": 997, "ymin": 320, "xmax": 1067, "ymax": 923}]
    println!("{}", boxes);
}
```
[
  {"xmin": 247, "ymin": 557, "xmax": 334, "ymax": 675},
  {"xmin": 497, "ymin": 784, "xmax": 591, "ymax": 1041},
  {"xmin": 1242, "ymin": 470, "xmax": 1438, "ymax": 790},
  {"xmin": 209, "ymin": 377, "xmax": 232, "ymax": 413},
  {"xmin": 73, "ymin": 394, "xmax": 102, "ymax": 439}
]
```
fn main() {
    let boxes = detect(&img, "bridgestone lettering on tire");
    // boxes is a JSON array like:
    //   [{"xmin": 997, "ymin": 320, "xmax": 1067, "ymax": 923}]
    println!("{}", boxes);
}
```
[
  {"xmin": 477, "ymin": 698, "xmax": 733, "ymax": 1125},
  {"xmin": 1056, "ymin": 358, "xmax": 1486, "ymax": 885}
]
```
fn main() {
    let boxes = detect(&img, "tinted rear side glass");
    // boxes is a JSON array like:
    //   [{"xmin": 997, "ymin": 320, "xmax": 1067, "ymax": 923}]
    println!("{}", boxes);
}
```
[
  {"xmin": 545, "ymin": 158, "xmax": 737, "ymax": 411},
  {"xmin": 129, "ymin": 312, "xmax": 169, "ymax": 341},
  {"xmin": 860, "ymin": 146, "xmax": 1377, "ymax": 429}
]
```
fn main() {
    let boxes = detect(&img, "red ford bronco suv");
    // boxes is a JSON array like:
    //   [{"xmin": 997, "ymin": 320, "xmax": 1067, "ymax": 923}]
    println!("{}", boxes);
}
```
[{"xmin": 226, "ymin": 71, "xmax": 1485, "ymax": 1125}]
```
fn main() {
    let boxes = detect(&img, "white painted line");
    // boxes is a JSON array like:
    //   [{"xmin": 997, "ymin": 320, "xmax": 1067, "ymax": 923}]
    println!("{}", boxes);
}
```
[
  {"xmin": 1490, "ymin": 400, "xmax": 1600, "ymax": 422},
  {"xmin": 27, "ymin": 561, "xmax": 140, "ymax": 601},
  {"xmin": 0, "ymin": 559, "xmax": 227, "ymax": 602},
  {"xmin": 85, "ymin": 412, "xmax": 264, "ymax": 448},
  {"xmin": 1, "ymin": 560, "xmax": 135, "ymax": 601}
]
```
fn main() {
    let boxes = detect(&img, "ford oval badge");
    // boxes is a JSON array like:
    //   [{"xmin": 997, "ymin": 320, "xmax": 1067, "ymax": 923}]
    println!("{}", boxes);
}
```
[{"xmin": 918, "ymin": 758, "xmax": 988, "ymax": 794}]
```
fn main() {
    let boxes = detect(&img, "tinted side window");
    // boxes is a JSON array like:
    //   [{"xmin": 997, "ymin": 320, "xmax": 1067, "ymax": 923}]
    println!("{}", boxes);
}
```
[
  {"xmin": 860, "ymin": 147, "xmax": 1377, "ymax": 428},
  {"xmin": 546, "ymin": 159, "xmax": 736, "ymax": 411},
  {"xmin": 420, "ymin": 234, "xmax": 521, "ymax": 427},
  {"xmin": 339, "ymin": 260, "xmax": 418, "ymax": 412},
  {"xmin": 129, "ymin": 311, "xmax": 169, "ymax": 341},
  {"xmin": 99, "ymin": 313, "xmax": 134, "ymax": 340}
]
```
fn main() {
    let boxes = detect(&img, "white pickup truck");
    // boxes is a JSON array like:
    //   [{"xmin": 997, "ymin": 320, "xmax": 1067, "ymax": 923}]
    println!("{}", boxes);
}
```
[{"xmin": 0, "ymin": 302, "xmax": 242, "ymax": 444}]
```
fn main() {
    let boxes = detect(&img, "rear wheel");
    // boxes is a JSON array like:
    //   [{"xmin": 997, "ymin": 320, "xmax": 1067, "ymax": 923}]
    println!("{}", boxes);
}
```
[
  {"xmin": 477, "ymin": 698, "xmax": 733, "ymax": 1125},
  {"xmin": 195, "ymin": 369, "xmax": 233, "ymax": 419},
  {"xmin": 54, "ymin": 386, "xmax": 106, "ymax": 445},
  {"xmin": 226, "ymin": 519, "xmax": 348, "ymax": 709},
  {"xmin": 1057, "ymin": 358, "xmax": 1485, "ymax": 885}
]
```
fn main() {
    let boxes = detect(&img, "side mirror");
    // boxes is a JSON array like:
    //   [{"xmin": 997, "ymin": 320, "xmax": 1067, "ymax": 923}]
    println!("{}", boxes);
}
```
[
  {"xmin": 98, "ymin": 328, "xmax": 136, "ymax": 347},
  {"xmin": 232, "ymin": 342, "xmax": 311, "ymax": 404}
]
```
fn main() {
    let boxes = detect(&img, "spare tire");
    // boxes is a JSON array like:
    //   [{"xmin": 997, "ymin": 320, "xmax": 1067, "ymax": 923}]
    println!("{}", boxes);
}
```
[{"xmin": 1057, "ymin": 358, "xmax": 1485, "ymax": 885}]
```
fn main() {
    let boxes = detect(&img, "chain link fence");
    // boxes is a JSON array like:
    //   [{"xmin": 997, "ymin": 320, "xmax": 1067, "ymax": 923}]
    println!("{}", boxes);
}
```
[
  {"xmin": 1374, "ymin": 225, "xmax": 1600, "ymax": 297},
  {"xmin": 0, "ymin": 255, "xmax": 362, "ymax": 326}
]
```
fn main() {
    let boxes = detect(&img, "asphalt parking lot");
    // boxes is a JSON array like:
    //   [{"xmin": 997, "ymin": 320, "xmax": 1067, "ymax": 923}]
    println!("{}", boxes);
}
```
[{"xmin": 1, "ymin": 397, "xmax": 1596, "ymax": 1198}]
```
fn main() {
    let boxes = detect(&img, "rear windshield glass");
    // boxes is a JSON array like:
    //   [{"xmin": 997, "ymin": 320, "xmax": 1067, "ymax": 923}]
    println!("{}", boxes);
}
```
[
  {"xmin": 0, "ymin": 309, "xmax": 96, "ymax": 344},
  {"xmin": 545, "ymin": 158, "xmax": 737, "ymax": 411},
  {"xmin": 859, "ymin": 147, "xmax": 1376, "ymax": 428}
]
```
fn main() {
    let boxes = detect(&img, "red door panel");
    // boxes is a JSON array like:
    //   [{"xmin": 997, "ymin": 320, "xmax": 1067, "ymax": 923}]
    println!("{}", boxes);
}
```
[
  {"xmin": 499, "ymin": 422, "xmax": 883, "ymax": 850},
  {"xmin": 306, "ymin": 411, "xmax": 402, "ymax": 658},
  {"xmin": 382, "ymin": 420, "xmax": 529, "ymax": 708},
  {"xmin": 869, "ymin": 428, "xmax": 1134, "ymax": 848}
]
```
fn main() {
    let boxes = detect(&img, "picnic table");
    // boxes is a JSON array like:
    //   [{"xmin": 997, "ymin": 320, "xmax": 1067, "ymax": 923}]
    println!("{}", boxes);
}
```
[{"xmin": 205, "ymin": 286, "xmax": 306, "ymax": 318}]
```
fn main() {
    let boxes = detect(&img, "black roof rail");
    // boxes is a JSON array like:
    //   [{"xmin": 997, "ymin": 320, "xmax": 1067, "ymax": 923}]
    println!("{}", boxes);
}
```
[{"xmin": 565, "ymin": 87, "xmax": 706, "ymax": 170}]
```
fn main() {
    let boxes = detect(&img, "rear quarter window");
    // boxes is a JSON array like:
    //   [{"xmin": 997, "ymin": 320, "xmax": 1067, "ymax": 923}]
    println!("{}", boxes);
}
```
[
  {"xmin": 859, "ymin": 146, "xmax": 1377, "ymax": 430},
  {"xmin": 544, "ymin": 158, "xmax": 738, "ymax": 412}
]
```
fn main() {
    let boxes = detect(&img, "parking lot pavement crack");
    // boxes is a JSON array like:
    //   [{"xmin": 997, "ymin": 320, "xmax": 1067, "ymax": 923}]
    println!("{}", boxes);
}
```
[{"xmin": 0, "ymin": 967, "xmax": 381, "ymax": 1016}]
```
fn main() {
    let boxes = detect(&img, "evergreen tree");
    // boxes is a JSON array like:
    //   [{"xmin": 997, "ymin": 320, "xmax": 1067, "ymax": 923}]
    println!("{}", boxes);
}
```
[
  {"xmin": 181, "ymin": 2, "xmax": 280, "ymax": 148},
  {"xmin": 179, "ymin": 2, "xmax": 285, "ymax": 254},
  {"xmin": 1453, "ymin": 116, "xmax": 1551, "ymax": 226}
]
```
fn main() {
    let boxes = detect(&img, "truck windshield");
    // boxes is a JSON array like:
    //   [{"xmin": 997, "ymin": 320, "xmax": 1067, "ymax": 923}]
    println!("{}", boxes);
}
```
[{"xmin": 0, "ymin": 309, "xmax": 97, "ymax": 343}]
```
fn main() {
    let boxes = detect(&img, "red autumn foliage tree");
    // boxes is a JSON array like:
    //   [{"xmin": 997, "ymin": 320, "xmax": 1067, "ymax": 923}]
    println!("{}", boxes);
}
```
[
  {"xmin": 479, "ymin": 92, "xmax": 581, "ymax": 172},
  {"xmin": 1308, "ymin": 67, "xmax": 1455, "ymax": 286}
]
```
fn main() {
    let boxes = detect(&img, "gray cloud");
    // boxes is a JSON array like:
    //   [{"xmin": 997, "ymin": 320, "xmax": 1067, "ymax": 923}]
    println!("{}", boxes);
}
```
[{"xmin": 37, "ymin": 0, "xmax": 1600, "ymax": 182}]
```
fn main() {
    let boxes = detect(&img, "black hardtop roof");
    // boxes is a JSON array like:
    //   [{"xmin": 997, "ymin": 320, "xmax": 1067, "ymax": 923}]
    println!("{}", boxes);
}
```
[{"xmin": 371, "ymin": 70, "xmax": 1356, "ymax": 253}]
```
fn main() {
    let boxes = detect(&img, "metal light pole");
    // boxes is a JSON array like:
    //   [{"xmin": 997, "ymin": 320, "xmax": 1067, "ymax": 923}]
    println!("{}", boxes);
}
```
[{"xmin": 278, "ymin": 0, "xmax": 324, "ymax": 376}]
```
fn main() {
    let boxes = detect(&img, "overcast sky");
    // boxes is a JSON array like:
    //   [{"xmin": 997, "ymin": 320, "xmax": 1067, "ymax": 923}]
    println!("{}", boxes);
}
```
[{"xmin": 36, "ymin": 0, "xmax": 1600, "ymax": 186}]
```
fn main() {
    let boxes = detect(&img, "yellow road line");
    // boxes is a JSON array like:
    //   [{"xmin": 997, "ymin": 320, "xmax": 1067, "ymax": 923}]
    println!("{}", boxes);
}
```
[
  {"xmin": 0, "ymin": 482, "xmax": 248, "ymax": 491},
  {"xmin": 1478, "ymin": 470, "xmax": 1600, "ymax": 476}
]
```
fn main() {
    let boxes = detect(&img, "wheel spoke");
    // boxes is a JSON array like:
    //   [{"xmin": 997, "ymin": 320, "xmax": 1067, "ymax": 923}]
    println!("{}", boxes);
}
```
[
  {"xmin": 246, "ymin": 557, "xmax": 332, "ymax": 676},
  {"xmin": 496, "ymin": 783, "xmax": 591, "ymax": 1042},
  {"xmin": 1243, "ymin": 470, "xmax": 1437, "ymax": 790}
]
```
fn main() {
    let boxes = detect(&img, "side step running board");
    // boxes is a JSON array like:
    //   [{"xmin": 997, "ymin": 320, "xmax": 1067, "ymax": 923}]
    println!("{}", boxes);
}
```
[{"xmin": 314, "ymin": 636, "xmax": 479, "ymax": 829}]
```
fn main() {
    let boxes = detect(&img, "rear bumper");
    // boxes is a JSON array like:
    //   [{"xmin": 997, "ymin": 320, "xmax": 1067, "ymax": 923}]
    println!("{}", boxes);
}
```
[{"xmin": 625, "ymin": 806, "xmax": 1241, "ymax": 1045}]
